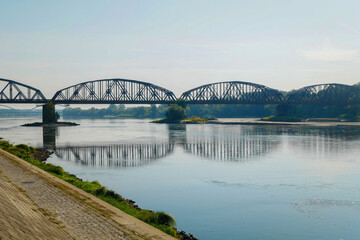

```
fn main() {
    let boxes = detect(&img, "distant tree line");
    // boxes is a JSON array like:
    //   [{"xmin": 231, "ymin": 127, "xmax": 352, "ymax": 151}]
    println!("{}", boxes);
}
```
[
  {"xmin": 61, "ymin": 103, "xmax": 360, "ymax": 120},
  {"xmin": 0, "ymin": 109, "xmax": 42, "ymax": 117},
  {"xmin": 62, "ymin": 104, "xmax": 168, "ymax": 119},
  {"xmin": 1, "ymin": 104, "xmax": 359, "ymax": 120}
]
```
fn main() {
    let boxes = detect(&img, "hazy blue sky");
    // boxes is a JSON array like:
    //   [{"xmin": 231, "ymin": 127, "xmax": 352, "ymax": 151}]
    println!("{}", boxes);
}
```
[{"xmin": 1, "ymin": 0, "xmax": 360, "ymax": 97}]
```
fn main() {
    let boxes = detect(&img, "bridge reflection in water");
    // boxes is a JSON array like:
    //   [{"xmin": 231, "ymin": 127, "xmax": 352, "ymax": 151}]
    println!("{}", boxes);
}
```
[
  {"xmin": 286, "ymin": 126, "xmax": 360, "ymax": 160},
  {"xmin": 54, "ymin": 143, "xmax": 174, "ymax": 168},
  {"xmin": 43, "ymin": 125, "xmax": 360, "ymax": 168},
  {"xmin": 42, "ymin": 125, "xmax": 283, "ymax": 168},
  {"xmin": 183, "ymin": 126, "xmax": 281, "ymax": 161},
  {"xmin": 42, "ymin": 127, "xmax": 174, "ymax": 167}
]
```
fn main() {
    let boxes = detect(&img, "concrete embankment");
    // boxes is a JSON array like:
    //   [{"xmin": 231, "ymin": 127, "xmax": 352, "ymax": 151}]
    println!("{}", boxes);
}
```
[{"xmin": 0, "ymin": 149, "xmax": 176, "ymax": 240}]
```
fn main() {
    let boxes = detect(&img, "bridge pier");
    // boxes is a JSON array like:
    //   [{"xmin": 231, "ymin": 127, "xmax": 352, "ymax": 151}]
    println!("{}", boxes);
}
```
[{"xmin": 42, "ymin": 102, "xmax": 59, "ymax": 124}]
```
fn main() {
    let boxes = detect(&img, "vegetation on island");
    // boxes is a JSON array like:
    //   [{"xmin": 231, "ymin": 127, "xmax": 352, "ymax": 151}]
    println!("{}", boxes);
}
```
[
  {"xmin": 181, "ymin": 116, "xmax": 216, "ymax": 124},
  {"xmin": 261, "ymin": 115, "xmax": 305, "ymax": 122},
  {"xmin": 153, "ymin": 101, "xmax": 187, "ymax": 123},
  {"xmin": 152, "ymin": 99, "xmax": 212, "ymax": 124},
  {"xmin": 0, "ymin": 140, "xmax": 178, "ymax": 237}
]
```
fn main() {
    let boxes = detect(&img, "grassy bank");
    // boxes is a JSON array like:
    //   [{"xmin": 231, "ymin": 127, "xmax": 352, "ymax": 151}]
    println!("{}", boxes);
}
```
[
  {"xmin": 261, "ymin": 115, "xmax": 305, "ymax": 122},
  {"xmin": 153, "ymin": 116, "xmax": 214, "ymax": 124},
  {"xmin": 0, "ymin": 140, "xmax": 178, "ymax": 237}
]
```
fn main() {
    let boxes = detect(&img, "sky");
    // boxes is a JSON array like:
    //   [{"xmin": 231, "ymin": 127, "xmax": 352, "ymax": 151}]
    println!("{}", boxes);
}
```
[{"xmin": 1, "ymin": 0, "xmax": 360, "ymax": 98}]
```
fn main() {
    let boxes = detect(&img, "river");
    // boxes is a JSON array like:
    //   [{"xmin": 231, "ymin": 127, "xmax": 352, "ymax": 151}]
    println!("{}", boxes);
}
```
[{"xmin": 1, "ymin": 117, "xmax": 360, "ymax": 240}]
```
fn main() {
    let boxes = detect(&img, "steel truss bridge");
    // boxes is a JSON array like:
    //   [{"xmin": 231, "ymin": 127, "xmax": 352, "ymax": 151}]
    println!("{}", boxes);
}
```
[{"xmin": 1, "ymin": 78, "xmax": 360, "ymax": 105}]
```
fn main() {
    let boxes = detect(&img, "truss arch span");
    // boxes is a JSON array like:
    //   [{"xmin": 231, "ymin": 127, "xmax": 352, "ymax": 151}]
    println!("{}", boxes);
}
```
[
  {"xmin": 180, "ymin": 81, "xmax": 284, "ymax": 104},
  {"xmin": 51, "ymin": 78, "xmax": 177, "ymax": 104},
  {"xmin": 0, "ymin": 78, "xmax": 46, "ymax": 103},
  {"xmin": 286, "ymin": 83, "xmax": 360, "ymax": 104}
]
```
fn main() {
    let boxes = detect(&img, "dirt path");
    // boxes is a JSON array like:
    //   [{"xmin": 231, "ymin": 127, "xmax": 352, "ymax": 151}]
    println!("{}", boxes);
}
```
[{"xmin": 0, "ymin": 149, "xmax": 176, "ymax": 240}]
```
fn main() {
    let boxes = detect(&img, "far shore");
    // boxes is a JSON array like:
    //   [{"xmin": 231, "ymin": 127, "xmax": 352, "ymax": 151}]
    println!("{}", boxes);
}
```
[{"xmin": 206, "ymin": 119, "xmax": 360, "ymax": 127}]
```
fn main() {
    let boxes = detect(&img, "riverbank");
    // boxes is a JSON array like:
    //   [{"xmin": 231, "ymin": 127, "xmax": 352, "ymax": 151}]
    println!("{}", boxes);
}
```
[
  {"xmin": 206, "ymin": 119, "xmax": 360, "ymax": 126},
  {"xmin": 152, "ymin": 117, "xmax": 214, "ymax": 124},
  {"xmin": 0, "ymin": 148, "xmax": 176, "ymax": 240}
]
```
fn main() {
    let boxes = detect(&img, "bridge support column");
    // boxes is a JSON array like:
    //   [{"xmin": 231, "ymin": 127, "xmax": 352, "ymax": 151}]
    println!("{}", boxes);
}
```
[{"xmin": 42, "ymin": 102, "xmax": 59, "ymax": 123}]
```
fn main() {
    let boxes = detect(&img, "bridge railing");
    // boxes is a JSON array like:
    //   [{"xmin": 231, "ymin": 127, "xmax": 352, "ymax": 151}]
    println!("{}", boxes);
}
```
[{"xmin": 285, "ymin": 83, "xmax": 360, "ymax": 105}]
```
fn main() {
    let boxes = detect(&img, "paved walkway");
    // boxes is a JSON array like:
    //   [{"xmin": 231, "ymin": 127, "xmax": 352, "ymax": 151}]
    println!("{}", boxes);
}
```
[{"xmin": 0, "ymin": 149, "xmax": 176, "ymax": 240}]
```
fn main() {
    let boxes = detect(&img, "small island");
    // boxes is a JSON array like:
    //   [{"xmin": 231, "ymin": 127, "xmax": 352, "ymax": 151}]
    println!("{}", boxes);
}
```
[
  {"xmin": 22, "ymin": 102, "xmax": 78, "ymax": 127},
  {"xmin": 152, "ymin": 99, "xmax": 215, "ymax": 124}
]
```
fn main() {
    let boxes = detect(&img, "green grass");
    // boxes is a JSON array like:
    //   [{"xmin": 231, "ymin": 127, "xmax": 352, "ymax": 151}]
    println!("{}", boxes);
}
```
[
  {"xmin": 152, "ymin": 118, "xmax": 182, "ymax": 123},
  {"xmin": 153, "ymin": 116, "xmax": 215, "ymax": 124},
  {"xmin": 261, "ymin": 115, "xmax": 304, "ymax": 122},
  {"xmin": 0, "ymin": 140, "xmax": 178, "ymax": 237}
]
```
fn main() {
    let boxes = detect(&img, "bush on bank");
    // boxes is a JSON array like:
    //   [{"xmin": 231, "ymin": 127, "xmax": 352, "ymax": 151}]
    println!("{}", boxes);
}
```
[{"xmin": 0, "ymin": 140, "xmax": 177, "ymax": 237}]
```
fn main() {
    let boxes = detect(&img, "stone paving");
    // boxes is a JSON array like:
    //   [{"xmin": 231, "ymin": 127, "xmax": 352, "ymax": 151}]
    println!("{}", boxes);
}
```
[{"xmin": 0, "ymin": 150, "xmax": 174, "ymax": 240}]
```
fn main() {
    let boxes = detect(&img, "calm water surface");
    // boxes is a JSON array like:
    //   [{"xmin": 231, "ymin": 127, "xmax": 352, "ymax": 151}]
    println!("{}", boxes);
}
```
[{"xmin": 1, "ymin": 117, "xmax": 360, "ymax": 240}]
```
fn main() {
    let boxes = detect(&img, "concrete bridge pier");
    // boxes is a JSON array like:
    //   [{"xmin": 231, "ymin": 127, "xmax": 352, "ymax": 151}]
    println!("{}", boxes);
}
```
[{"xmin": 42, "ymin": 102, "xmax": 59, "ymax": 124}]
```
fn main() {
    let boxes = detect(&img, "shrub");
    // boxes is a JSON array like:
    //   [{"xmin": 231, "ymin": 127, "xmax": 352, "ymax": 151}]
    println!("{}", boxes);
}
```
[
  {"xmin": 16, "ymin": 144, "xmax": 31, "ymax": 152},
  {"xmin": 165, "ymin": 104, "xmax": 186, "ymax": 121},
  {"xmin": 150, "ymin": 211, "xmax": 176, "ymax": 227},
  {"xmin": 43, "ymin": 163, "xmax": 65, "ymax": 176},
  {"xmin": 95, "ymin": 186, "xmax": 106, "ymax": 195}
]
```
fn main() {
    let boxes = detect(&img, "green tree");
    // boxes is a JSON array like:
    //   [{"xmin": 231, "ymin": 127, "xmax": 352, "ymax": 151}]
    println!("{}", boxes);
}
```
[
  {"xmin": 166, "ymin": 104, "xmax": 186, "ymax": 121},
  {"xmin": 149, "ymin": 105, "xmax": 158, "ymax": 118},
  {"xmin": 108, "ymin": 104, "xmax": 117, "ymax": 109},
  {"xmin": 135, "ymin": 107, "xmax": 146, "ymax": 118},
  {"xmin": 175, "ymin": 98, "xmax": 187, "ymax": 109},
  {"xmin": 118, "ymin": 104, "xmax": 126, "ymax": 110}
]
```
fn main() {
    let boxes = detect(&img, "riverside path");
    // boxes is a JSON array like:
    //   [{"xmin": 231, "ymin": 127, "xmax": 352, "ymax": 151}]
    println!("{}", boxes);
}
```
[{"xmin": 0, "ymin": 149, "xmax": 176, "ymax": 240}]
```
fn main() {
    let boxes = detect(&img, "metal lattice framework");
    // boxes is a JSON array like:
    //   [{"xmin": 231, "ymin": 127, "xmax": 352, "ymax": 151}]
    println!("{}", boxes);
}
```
[
  {"xmin": 0, "ymin": 78, "xmax": 46, "ymax": 103},
  {"xmin": 51, "ymin": 78, "xmax": 176, "ymax": 104},
  {"xmin": 180, "ymin": 81, "xmax": 284, "ymax": 104},
  {"xmin": 286, "ymin": 83, "xmax": 360, "ymax": 104}
]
